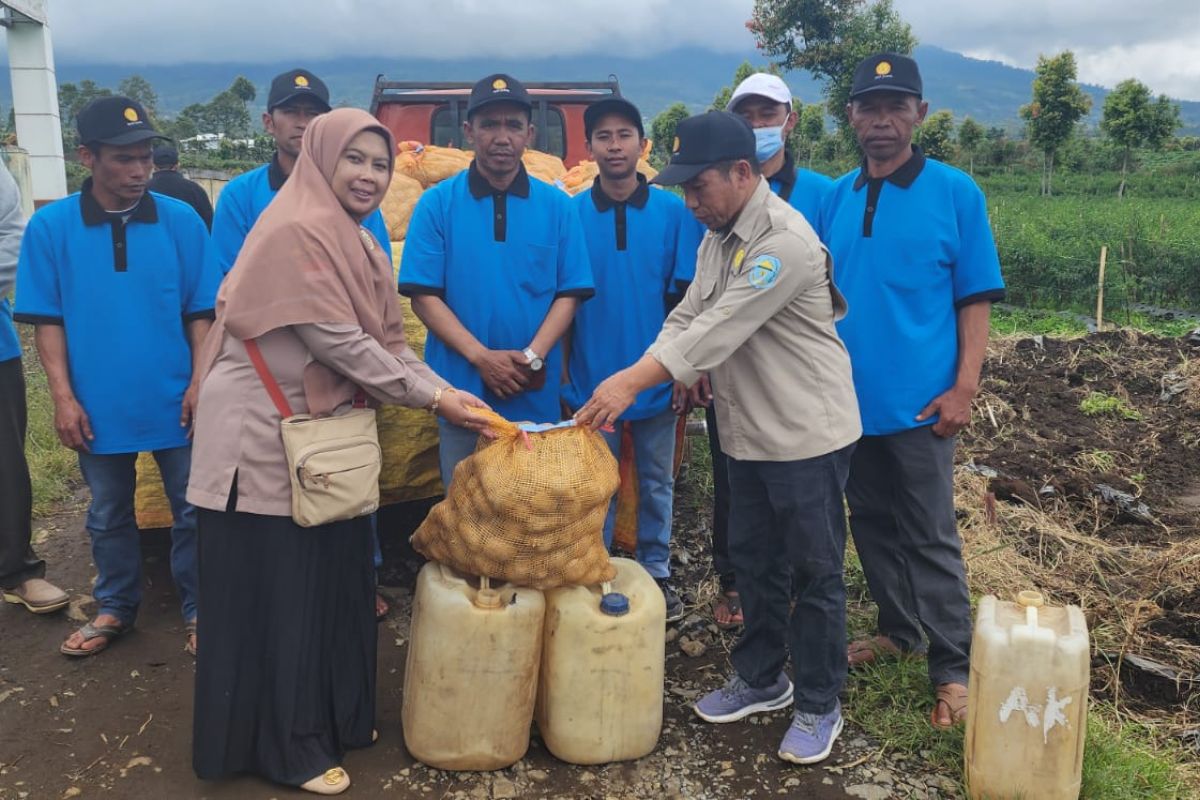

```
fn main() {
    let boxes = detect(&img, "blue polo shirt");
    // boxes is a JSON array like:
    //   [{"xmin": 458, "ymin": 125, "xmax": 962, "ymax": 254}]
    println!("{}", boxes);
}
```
[
  {"xmin": 565, "ymin": 176, "xmax": 702, "ymax": 420},
  {"xmin": 212, "ymin": 153, "xmax": 392, "ymax": 274},
  {"xmin": 821, "ymin": 148, "xmax": 1004, "ymax": 436},
  {"xmin": 769, "ymin": 151, "xmax": 833, "ymax": 237},
  {"xmin": 0, "ymin": 299, "xmax": 17, "ymax": 363},
  {"xmin": 399, "ymin": 162, "xmax": 594, "ymax": 423},
  {"xmin": 13, "ymin": 181, "xmax": 221, "ymax": 454}
]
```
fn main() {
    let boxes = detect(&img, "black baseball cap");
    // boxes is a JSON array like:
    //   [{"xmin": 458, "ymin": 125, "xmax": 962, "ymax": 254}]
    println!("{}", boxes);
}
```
[
  {"xmin": 849, "ymin": 53, "xmax": 923, "ymax": 100},
  {"xmin": 584, "ymin": 97, "xmax": 644, "ymax": 140},
  {"xmin": 267, "ymin": 69, "xmax": 331, "ymax": 113},
  {"xmin": 466, "ymin": 74, "xmax": 532, "ymax": 118},
  {"xmin": 152, "ymin": 144, "xmax": 179, "ymax": 167},
  {"xmin": 77, "ymin": 96, "xmax": 165, "ymax": 147},
  {"xmin": 652, "ymin": 111, "xmax": 756, "ymax": 186}
]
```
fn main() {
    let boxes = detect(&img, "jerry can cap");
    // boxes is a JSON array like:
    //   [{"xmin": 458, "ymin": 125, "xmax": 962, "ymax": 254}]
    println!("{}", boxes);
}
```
[{"xmin": 600, "ymin": 592, "xmax": 630, "ymax": 616}]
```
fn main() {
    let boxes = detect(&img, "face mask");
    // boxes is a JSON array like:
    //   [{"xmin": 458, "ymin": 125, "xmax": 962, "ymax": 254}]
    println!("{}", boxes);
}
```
[{"xmin": 754, "ymin": 125, "xmax": 785, "ymax": 162}]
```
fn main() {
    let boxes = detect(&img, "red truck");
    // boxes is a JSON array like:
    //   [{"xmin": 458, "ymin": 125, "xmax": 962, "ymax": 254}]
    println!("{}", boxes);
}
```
[{"xmin": 369, "ymin": 78, "xmax": 623, "ymax": 168}]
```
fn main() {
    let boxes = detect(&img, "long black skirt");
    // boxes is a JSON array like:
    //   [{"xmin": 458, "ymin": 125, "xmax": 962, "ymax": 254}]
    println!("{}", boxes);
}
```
[{"xmin": 193, "ymin": 508, "xmax": 377, "ymax": 786}]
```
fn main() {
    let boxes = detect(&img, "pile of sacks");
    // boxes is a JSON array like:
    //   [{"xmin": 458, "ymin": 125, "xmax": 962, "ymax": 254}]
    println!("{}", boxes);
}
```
[{"xmin": 133, "ymin": 140, "xmax": 663, "ymax": 532}]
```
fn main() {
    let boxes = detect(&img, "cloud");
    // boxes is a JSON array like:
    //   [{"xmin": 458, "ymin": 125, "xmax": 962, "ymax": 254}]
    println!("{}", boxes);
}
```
[
  {"xmin": 894, "ymin": 0, "xmax": 1200, "ymax": 99},
  {"xmin": 37, "ymin": 0, "xmax": 1200, "ymax": 101}
]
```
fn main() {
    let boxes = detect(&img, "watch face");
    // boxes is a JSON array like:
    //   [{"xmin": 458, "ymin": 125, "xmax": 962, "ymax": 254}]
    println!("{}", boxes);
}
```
[{"xmin": 530, "ymin": 357, "xmax": 544, "ymax": 371}]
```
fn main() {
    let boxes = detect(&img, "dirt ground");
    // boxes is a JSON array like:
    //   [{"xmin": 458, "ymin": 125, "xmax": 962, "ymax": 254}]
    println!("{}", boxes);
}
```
[{"xmin": 2, "ymin": 328, "xmax": 1197, "ymax": 799}]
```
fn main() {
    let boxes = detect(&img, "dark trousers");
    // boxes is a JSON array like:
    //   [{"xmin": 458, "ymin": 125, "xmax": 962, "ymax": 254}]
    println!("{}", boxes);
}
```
[
  {"xmin": 705, "ymin": 404, "xmax": 734, "ymax": 590},
  {"xmin": 845, "ymin": 426, "xmax": 971, "ymax": 687},
  {"xmin": 0, "ymin": 357, "xmax": 42, "ymax": 589},
  {"xmin": 728, "ymin": 443, "xmax": 855, "ymax": 715}
]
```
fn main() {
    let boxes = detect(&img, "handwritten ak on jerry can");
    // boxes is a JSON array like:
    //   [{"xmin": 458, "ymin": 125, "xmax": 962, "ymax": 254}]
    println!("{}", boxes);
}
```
[
  {"xmin": 401, "ymin": 562, "xmax": 545, "ymax": 771},
  {"xmin": 965, "ymin": 590, "xmax": 1090, "ymax": 800},
  {"xmin": 535, "ymin": 557, "xmax": 666, "ymax": 764}
]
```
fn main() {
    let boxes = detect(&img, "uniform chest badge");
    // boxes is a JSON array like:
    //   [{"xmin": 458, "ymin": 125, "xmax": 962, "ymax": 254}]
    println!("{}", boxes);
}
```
[
  {"xmin": 732, "ymin": 248, "xmax": 746, "ymax": 271},
  {"xmin": 746, "ymin": 255, "xmax": 782, "ymax": 290}
]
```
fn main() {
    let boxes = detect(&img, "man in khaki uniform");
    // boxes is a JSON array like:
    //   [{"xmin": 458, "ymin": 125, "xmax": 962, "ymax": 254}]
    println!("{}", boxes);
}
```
[{"xmin": 576, "ymin": 111, "xmax": 861, "ymax": 765}]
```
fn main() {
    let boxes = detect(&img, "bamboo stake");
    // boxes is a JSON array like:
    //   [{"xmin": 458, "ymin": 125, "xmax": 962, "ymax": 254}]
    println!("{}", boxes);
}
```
[{"xmin": 1096, "ymin": 246, "xmax": 1108, "ymax": 331}]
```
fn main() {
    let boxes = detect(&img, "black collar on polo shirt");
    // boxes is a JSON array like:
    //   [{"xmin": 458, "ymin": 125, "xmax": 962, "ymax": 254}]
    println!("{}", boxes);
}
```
[
  {"xmin": 267, "ymin": 152, "xmax": 288, "ymax": 191},
  {"xmin": 591, "ymin": 173, "xmax": 650, "ymax": 252},
  {"xmin": 467, "ymin": 161, "xmax": 531, "ymax": 200},
  {"xmin": 468, "ymin": 161, "xmax": 530, "ymax": 243},
  {"xmin": 852, "ymin": 146, "xmax": 926, "ymax": 238},
  {"xmin": 768, "ymin": 149, "xmax": 798, "ymax": 201},
  {"xmin": 590, "ymin": 172, "xmax": 650, "ymax": 212},
  {"xmin": 78, "ymin": 178, "xmax": 158, "ymax": 273},
  {"xmin": 853, "ymin": 145, "xmax": 927, "ymax": 191}
]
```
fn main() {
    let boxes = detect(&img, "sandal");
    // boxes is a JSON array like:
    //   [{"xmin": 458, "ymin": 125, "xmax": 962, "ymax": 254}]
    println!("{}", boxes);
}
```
[
  {"xmin": 61, "ymin": 620, "xmax": 129, "ymax": 657},
  {"xmin": 184, "ymin": 620, "xmax": 197, "ymax": 658},
  {"xmin": 847, "ymin": 634, "xmax": 917, "ymax": 668},
  {"xmin": 301, "ymin": 767, "xmax": 351, "ymax": 795},
  {"xmin": 931, "ymin": 682, "xmax": 969, "ymax": 729},
  {"xmin": 712, "ymin": 591, "xmax": 743, "ymax": 629}
]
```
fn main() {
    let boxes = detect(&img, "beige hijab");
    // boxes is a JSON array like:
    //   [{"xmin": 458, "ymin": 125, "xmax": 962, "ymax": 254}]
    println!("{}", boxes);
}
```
[{"xmin": 202, "ymin": 108, "xmax": 405, "ymax": 414}]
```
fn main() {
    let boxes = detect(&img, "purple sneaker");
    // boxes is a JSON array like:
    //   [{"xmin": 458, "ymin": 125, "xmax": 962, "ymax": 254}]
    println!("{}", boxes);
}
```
[
  {"xmin": 693, "ymin": 673, "xmax": 793, "ymax": 723},
  {"xmin": 778, "ymin": 702, "xmax": 843, "ymax": 765}
]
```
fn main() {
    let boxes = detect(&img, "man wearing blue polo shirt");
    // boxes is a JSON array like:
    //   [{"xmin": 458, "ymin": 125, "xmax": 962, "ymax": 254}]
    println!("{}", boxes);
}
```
[
  {"xmin": 211, "ymin": 68, "xmax": 392, "ymax": 274},
  {"xmin": 400, "ymin": 74, "xmax": 593, "ymax": 483},
  {"xmin": 704, "ymin": 72, "xmax": 838, "ymax": 629},
  {"xmin": 565, "ymin": 97, "xmax": 702, "ymax": 623},
  {"xmin": 15, "ymin": 97, "xmax": 220, "ymax": 657},
  {"xmin": 820, "ymin": 53, "xmax": 1005, "ymax": 729},
  {"xmin": 0, "ymin": 158, "xmax": 69, "ymax": 616}
]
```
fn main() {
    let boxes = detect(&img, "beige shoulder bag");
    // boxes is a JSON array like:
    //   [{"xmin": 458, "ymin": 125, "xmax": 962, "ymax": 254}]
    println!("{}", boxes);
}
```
[{"xmin": 245, "ymin": 339, "xmax": 381, "ymax": 527}]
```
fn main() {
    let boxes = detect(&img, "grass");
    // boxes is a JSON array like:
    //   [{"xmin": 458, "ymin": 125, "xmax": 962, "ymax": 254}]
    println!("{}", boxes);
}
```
[
  {"xmin": 1079, "ymin": 391, "xmax": 1143, "ymax": 421},
  {"xmin": 990, "ymin": 306, "xmax": 1199, "ymax": 338},
  {"xmin": 21, "ymin": 343, "xmax": 80, "ymax": 517}
]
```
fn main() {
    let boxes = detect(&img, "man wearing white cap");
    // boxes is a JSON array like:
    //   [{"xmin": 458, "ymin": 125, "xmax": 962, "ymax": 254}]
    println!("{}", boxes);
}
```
[{"xmin": 702, "ymin": 72, "xmax": 836, "ymax": 629}]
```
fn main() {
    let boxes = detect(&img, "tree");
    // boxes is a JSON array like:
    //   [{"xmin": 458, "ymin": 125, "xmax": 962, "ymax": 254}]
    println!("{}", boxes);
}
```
[
  {"xmin": 914, "ymin": 109, "xmax": 954, "ymax": 161},
  {"xmin": 118, "ymin": 75, "xmax": 159, "ymax": 118},
  {"xmin": 711, "ymin": 61, "xmax": 760, "ymax": 112},
  {"xmin": 797, "ymin": 103, "xmax": 826, "ymax": 168},
  {"xmin": 650, "ymin": 102, "xmax": 690, "ymax": 166},
  {"xmin": 57, "ymin": 80, "xmax": 113, "ymax": 151},
  {"xmin": 1019, "ymin": 51, "xmax": 1091, "ymax": 196},
  {"xmin": 229, "ymin": 76, "xmax": 257, "ymax": 104},
  {"xmin": 750, "ymin": 0, "xmax": 916, "ymax": 141},
  {"xmin": 957, "ymin": 116, "xmax": 984, "ymax": 175},
  {"xmin": 1101, "ymin": 79, "xmax": 1182, "ymax": 198}
]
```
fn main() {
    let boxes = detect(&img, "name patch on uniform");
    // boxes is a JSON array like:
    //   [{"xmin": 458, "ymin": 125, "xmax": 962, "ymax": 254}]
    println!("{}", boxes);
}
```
[{"xmin": 746, "ymin": 255, "xmax": 781, "ymax": 290}]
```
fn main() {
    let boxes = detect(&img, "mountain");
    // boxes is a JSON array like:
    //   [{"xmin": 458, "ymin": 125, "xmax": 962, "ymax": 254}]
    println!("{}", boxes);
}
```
[{"xmin": 4, "ymin": 44, "xmax": 1198, "ymax": 134}]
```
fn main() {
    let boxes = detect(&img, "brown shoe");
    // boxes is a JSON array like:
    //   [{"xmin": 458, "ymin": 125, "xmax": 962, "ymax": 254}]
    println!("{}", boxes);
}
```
[{"xmin": 3, "ymin": 578, "xmax": 70, "ymax": 614}]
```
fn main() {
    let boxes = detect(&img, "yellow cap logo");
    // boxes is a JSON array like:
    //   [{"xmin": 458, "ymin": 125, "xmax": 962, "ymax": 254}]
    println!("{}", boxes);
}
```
[
  {"xmin": 493, "ymin": 78, "xmax": 508, "ymax": 91},
  {"xmin": 672, "ymin": 136, "xmax": 680, "ymax": 154},
  {"xmin": 123, "ymin": 107, "xmax": 139, "ymax": 122},
  {"xmin": 875, "ymin": 61, "xmax": 892, "ymax": 76},
  {"xmin": 294, "ymin": 74, "xmax": 310, "ymax": 88}
]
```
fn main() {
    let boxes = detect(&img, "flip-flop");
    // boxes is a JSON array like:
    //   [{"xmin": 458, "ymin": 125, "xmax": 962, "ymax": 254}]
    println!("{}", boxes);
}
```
[
  {"xmin": 848, "ymin": 635, "xmax": 917, "ymax": 668},
  {"xmin": 931, "ymin": 683, "xmax": 969, "ymax": 729},
  {"xmin": 712, "ymin": 591, "xmax": 743, "ymax": 630},
  {"xmin": 60, "ymin": 620, "xmax": 129, "ymax": 657},
  {"xmin": 184, "ymin": 620, "xmax": 197, "ymax": 658}
]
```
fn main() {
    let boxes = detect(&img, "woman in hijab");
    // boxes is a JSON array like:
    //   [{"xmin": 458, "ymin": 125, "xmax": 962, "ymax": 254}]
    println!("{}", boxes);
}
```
[{"xmin": 188, "ymin": 108, "xmax": 488, "ymax": 795}]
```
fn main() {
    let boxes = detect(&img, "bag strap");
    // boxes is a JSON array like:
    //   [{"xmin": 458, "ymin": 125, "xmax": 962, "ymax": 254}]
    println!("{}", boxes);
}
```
[
  {"xmin": 245, "ymin": 338, "xmax": 368, "ymax": 416},
  {"xmin": 244, "ymin": 338, "xmax": 295, "ymax": 419}
]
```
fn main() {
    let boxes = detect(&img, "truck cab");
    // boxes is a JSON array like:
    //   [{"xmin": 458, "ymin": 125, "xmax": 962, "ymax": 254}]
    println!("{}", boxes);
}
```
[{"xmin": 369, "ymin": 79, "xmax": 623, "ymax": 168}]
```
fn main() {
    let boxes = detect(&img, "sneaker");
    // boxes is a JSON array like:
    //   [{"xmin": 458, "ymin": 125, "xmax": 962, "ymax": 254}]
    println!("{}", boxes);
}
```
[
  {"xmin": 694, "ymin": 672, "xmax": 794, "ymax": 723},
  {"xmin": 655, "ymin": 578, "xmax": 684, "ymax": 623},
  {"xmin": 778, "ymin": 702, "xmax": 844, "ymax": 765}
]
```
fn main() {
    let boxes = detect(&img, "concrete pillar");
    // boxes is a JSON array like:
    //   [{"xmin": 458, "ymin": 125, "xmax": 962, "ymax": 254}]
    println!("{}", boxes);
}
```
[{"xmin": 5, "ymin": 8, "xmax": 66, "ymax": 204}]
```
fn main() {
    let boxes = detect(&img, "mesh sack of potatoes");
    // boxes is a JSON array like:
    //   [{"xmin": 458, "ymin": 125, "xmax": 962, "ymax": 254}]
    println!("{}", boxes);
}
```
[
  {"xmin": 380, "ymin": 171, "xmax": 424, "ymax": 240},
  {"xmin": 411, "ymin": 409, "xmax": 619, "ymax": 589},
  {"xmin": 395, "ymin": 141, "xmax": 474, "ymax": 188},
  {"xmin": 522, "ymin": 149, "xmax": 567, "ymax": 184}
]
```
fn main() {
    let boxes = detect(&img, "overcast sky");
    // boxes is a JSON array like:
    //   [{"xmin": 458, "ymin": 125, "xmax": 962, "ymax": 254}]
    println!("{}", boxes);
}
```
[{"xmin": 37, "ymin": 0, "xmax": 1200, "ymax": 100}]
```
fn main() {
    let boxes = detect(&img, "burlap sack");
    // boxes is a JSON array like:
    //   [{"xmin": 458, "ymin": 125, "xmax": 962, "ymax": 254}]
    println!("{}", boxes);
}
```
[
  {"xmin": 411, "ymin": 410, "xmax": 618, "ymax": 589},
  {"xmin": 380, "ymin": 171, "xmax": 424, "ymax": 240},
  {"xmin": 394, "ymin": 141, "xmax": 473, "ymax": 188},
  {"xmin": 522, "ymin": 149, "xmax": 567, "ymax": 184}
]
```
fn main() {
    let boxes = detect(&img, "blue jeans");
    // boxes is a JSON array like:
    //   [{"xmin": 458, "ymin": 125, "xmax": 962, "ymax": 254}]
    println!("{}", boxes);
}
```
[
  {"xmin": 437, "ymin": 419, "xmax": 482, "ymax": 488},
  {"xmin": 77, "ymin": 446, "xmax": 198, "ymax": 626},
  {"xmin": 599, "ymin": 408, "xmax": 677, "ymax": 579},
  {"xmin": 727, "ymin": 443, "xmax": 855, "ymax": 715}
]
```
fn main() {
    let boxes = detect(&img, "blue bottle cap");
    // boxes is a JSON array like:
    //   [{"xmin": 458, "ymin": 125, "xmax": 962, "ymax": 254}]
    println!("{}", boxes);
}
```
[{"xmin": 600, "ymin": 592, "xmax": 630, "ymax": 617}]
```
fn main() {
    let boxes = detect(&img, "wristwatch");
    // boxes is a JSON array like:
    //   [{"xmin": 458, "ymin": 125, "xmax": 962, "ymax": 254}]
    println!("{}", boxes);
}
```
[{"xmin": 522, "ymin": 347, "xmax": 544, "ymax": 372}]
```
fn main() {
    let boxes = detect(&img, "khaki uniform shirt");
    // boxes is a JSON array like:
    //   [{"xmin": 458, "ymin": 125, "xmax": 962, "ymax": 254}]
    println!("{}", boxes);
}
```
[{"xmin": 648, "ymin": 178, "xmax": 861, "ymax": 462}]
